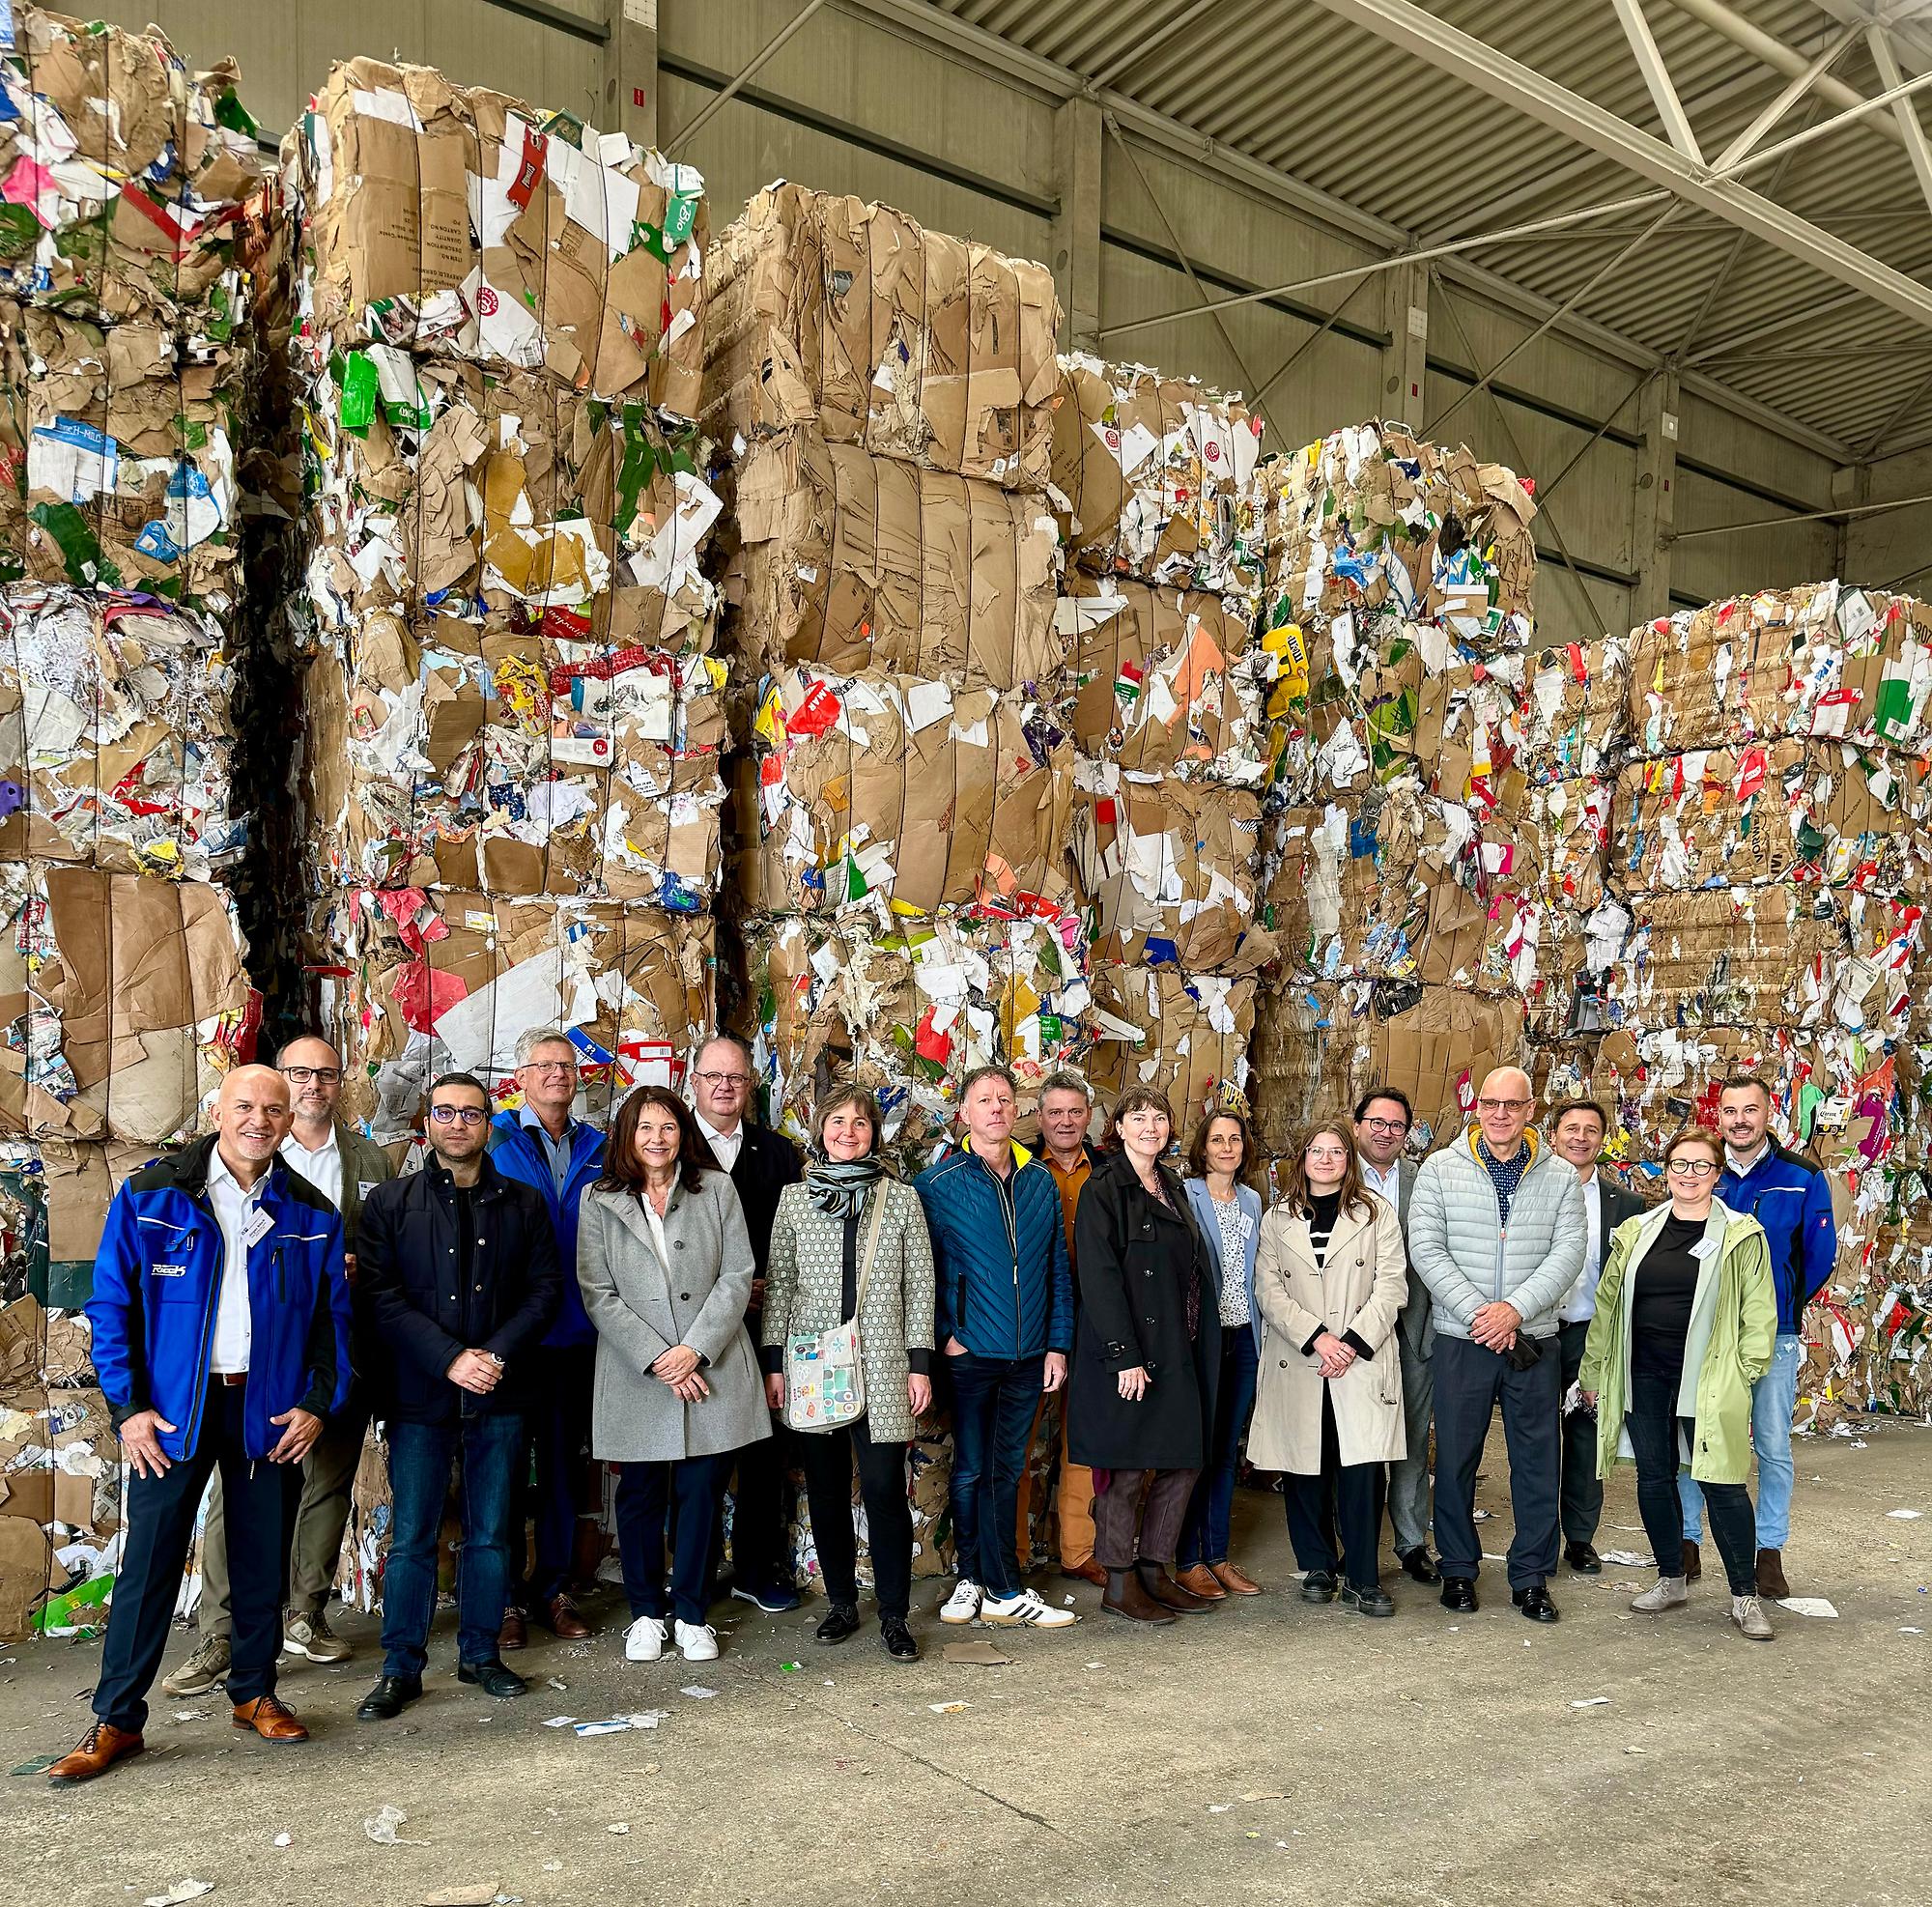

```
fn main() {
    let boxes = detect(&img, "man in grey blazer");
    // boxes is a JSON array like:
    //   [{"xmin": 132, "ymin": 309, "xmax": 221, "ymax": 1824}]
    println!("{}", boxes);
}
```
[
  {"xmin": 1548, "ymin": 1097, "xmax": 1647, "ymax": 1575},
  {"xmin": 1354, "ymin": 1088, "xmax": 1435, "ymax": 1584}
]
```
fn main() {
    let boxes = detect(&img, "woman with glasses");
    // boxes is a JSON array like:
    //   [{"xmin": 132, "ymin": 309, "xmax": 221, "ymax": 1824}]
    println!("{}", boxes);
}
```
[
  {"xmin": 761, "ymin": 1086, "xmax": 934, "ymax": 1661},
  {"xmin": 577, "ymin": 1087, "xmax": 769, "ymax": 1665},
  {"xmin": 1579, "ymin": 1127, "xmax": 1777, "ymax": 1641}
]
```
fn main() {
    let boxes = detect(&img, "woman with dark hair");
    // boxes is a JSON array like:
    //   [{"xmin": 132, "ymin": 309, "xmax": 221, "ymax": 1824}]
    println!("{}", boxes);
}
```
[
  {"xmin": 761, "ymin": 1085, "xmax": 936, "ymax": 1661},
  {"xmin": 1066, "ymin": 1085, "xmax": 1222, "ymax": 1625},
  {"xmin": 577, "ymin": 1087, "xmax": 769, "ymax": 1666},
  {"xmin": 1175, "ymin": 1107, "xmax": 1266, "ymax": 1600},
  {"xmin": 1250, "ymin": 1121, "xmax": 1407, "ymax": 1616}
]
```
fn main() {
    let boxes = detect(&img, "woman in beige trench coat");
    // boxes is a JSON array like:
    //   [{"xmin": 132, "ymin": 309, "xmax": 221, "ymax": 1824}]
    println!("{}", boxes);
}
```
[{"xmin": 1250, "ymin": 1122, "xmax": 1408, "ymax": 1615}]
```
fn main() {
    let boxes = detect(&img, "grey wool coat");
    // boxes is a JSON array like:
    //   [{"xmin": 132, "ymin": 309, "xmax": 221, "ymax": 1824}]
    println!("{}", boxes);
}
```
[
  {"xmin": 761, "ymin": 1178, "xmax": 937, "ymax": 1445},
  {"xmin": 577, "ymin": 1172, "xmax": 773, "ymax": 1464}
]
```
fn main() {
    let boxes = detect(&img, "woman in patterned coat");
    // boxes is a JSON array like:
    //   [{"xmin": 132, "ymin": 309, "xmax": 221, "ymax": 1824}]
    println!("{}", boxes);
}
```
[{"xmin": 762, "ymin": 1086, "xmax": 936, "ymax": 1661}]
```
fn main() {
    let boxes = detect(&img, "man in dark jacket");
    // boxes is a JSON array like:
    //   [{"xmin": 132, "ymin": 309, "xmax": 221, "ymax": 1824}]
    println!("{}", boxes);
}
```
[
  {"xmin": 688, "ymin": 1033, "xmax": 803, "ymax": 1613},
  {"xmin": 1679, "ymin": 1076, "xmax": 1837, "ymax": 1600},
  {"xmin": 355, "ymin": 1072, "xmax": 561, "ymax": 1721},
  {"xmin": 49, "ymin": 1067, "xmax": 349, "ymax": 1785}
]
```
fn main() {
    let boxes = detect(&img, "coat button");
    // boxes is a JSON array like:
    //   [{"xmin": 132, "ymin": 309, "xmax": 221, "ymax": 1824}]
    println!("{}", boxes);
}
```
[
  {"xmin": 674, "ymin": 1239, "xmax": 686, "ymax": 1251},
  {"xmin": 1280, "ymin": 1359, "xmax": 1289, "ymax": 1368},
  {"xmin": 680, "ymin": 1294, "xmax": 691, "ymax": 1302},
  {"xmin": 474, "ymin": 1284, "xmax": 483, "ymax": 1292}
]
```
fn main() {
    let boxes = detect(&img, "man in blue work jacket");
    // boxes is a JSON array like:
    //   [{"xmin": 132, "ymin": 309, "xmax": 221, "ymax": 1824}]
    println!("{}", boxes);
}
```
[
  {"xmin": 1679, "ymin": 1075, "xmax": 1836, "ymax": 1602},
  {"xmin": 49, "ymin": 1066, "xmax": 350, "ymax": 1785},
  {"xmin": 488, "ymin": 1025, "xmax": 605, "ymax": 1647},
  {"xmin": 916, "ymin": 1065, "xmax": 1076, "ymax": 1631}
]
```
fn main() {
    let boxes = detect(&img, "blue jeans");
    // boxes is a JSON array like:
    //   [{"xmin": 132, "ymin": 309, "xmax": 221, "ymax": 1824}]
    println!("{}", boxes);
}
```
[
  {"xmin": 1178, "ymin": 1326, "xmax": 1260, "ymax": 1566},
  {"xmin": 1679, "ymin": 1332, "xmax": 1801, "ymax": 1550},
  {"xmin": 947, "ymin": 1351, "xmax": 1044, "ymax": 1598},
  {"xmin": 382, "ymin": 1411, "xmax": 525, "ymax": 1679},
  {"xmin": 616, "ymin": 1452, "xmax": 734, "ymax": 1626}
]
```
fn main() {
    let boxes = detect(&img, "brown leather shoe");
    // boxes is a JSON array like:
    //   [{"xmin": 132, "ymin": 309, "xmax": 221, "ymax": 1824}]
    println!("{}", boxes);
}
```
[
  {"xmin": 1175, "ymin": 1563, "xmax": 1229, "ymax": 1601},
  {"xmin": 1680, "ymin": 1540, "xmax": 1702, "ymax": 1583},
  {"xmin": 1754, "ymin": 1548, "xmax": 1791, "ymax": 1601},
  {"xmin": 545, "ymin": 1593, "xmax": 592, "ymax": 1641},
  {"xmin": 1058, "ymin": 1559, "xmax": 1108, "ymax": 1587},
  {"xmin": 47, "ymin": 1722, "xmax": 144, "ymax": 1786},
  {"xmin": 1101, "ymin": 1568, "xmax": 1175, "ymax": 1624},
  {"xmin": 1210, "ymin": 1560, "xmax": 1263, "ymax": 1596},
  {"xmin": 232, "ymin": 1694, "xmax": 308, "ymax": 1744},
  {"xmin": 1138, "ymin": 1563, "xmax": 1212, "ymax": 1613},
  {"xmin": 498, "ymin": 1606, "xmax": 528, "ymax": 1652}
]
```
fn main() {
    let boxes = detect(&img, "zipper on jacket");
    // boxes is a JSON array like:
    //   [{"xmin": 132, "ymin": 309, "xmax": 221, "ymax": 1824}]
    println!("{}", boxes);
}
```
[
  {"xmin": 183, "ymin": 1192, "xmax": 221, "ymax": 1457},
  {"xmin": 983, "ymin": 1154, "xmax": 1022, "ymax": 1350}
]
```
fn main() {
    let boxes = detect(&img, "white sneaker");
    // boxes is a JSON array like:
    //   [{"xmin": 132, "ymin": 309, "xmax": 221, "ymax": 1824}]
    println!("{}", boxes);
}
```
[
  {"xmin": 1630, "ymin": 1576, "xmax": 1689, "ymax": 1613},
  {"xmin": 980, "ymin": 1587, "xmax": 1077, "ymax": 1629},
  {"xmin": 674, "ymin": 1620, "xmax": 720, "ymax": 1663},
  {"xmin": 623, "ymin": 1615, "xmax": 668, "ymax": 1663},
  {"xmin": 939, "ymin": 1580, "xmax": 981, "ymax": 1625}
]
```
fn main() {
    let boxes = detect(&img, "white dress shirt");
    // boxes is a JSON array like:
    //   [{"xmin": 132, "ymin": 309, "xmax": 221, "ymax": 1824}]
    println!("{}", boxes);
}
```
[
  {"xmin": 696, "ymin": 1112, "xmax": 742, "ymax": 1172},
  {"xmin": 206, "ymin": 1149, "xmax": 267, "ymax": 1374},
  {"xmin": 1558, "ymin": 1173, "xmax": 1604, "ymax": 1324},
  {"xmin": 1358, "ymin": 1154, "xmax": 1402, "ymax": 1204},
  {"xmin": 279, "ymin": 1126, "xmax": 344, "ymax": 1211}
]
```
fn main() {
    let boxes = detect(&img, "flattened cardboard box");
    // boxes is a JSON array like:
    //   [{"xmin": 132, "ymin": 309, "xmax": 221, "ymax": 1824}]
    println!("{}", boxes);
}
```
[
  {"xmin": 1264, "ymin": 800, "xmax": 1425, "ymax": 982},
  {"xmin": 703, "ymin": 183, "xmax": 1061, "ymax": 488},
  {"xmin": 1521, "ymin": 637, "xmax": 1631, "ymax": 783},
  {"xmin": 1088, "ymin": 965, "xmax": 1254, "ymax": 1132}
]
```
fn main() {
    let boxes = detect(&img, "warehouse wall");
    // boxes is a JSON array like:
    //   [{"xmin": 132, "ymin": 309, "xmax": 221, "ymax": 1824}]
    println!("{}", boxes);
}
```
[{"xmin": 94, "ymin": 0, "xmax": 1852, "ymax": 629}]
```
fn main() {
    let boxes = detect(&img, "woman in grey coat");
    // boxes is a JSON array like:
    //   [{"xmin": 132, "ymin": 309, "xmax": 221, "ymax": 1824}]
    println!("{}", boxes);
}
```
[
  {"xmin": 578, "ymin": 1086, "xmax": 769, "ymax": 1667},
  {"xmin": 763, "ymin": 1085, "xmax": 935, "ymax": 1661}
]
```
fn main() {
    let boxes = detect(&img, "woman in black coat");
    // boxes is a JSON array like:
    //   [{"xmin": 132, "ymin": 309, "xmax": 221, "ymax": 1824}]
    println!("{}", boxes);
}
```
[{"xmin": 1068, "ymin": 1085, "xmax": 1221, "ymax": 1626}]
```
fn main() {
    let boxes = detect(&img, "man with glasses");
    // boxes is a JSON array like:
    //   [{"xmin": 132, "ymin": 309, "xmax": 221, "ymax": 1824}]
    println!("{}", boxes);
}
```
[
  {"xmin": 355, "ymin": 1073, "xmax": 561, "ymax": 1720},
  {"xmin": 1407, "ymin": 1067, "xmax": 1583, "ymax": 1623},
  {"xmin": 164, "ymin": 1035, "xmax": 394, "ymax": 1697},
  {"xmin": 688, "ymin": 1033, "xmax": 802, "ymax": 1613},
  {"xmin": 488, "ymin": 1026, "xmax": 606, "ymax": 1647},
  {"xmin": 1678, "ymin": 1076, "xmax": 1835, "ymax": 1601},
  {"xmin": 1353, "ymin": 1087, "xmax": 1435, "ymax": 1584}
]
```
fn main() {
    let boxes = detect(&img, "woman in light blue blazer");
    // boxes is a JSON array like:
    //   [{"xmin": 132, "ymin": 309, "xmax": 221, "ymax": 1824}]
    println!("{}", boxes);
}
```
[{"xmin": 1176, "ymin": 1107, "xmax": 1266, "ymax": 1598}]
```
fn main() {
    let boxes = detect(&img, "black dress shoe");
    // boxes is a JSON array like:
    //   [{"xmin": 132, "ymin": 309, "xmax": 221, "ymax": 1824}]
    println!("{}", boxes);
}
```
[
  {"xmin": 1440, "ymin": 1577, "xmax": 1478, "ymax": 1612},
  {"xmin": 815, "ymin": 1604, "xmax": 862, "ymax": 1645},
  {"xmin": 1398, "ymin": 1547, "xmax": 1439, "ymax": 1585},
  {"xmin": 355, "ymin": 1675, "xmax": 422, "ymax": 1722},
  {"xmin": 880, "ymin": 1615, "xmax": 919, "ymax": 1662},
  {"xmin": 1299, "ymin": 1569, "xmax": 1339, "ymax": 1604},
  {"xmin": 1565, "ymin": 1541, "xmax": 1604, "ymax": 1575},
  {"xmin": 458, "ymin": 1658, "xmax": 528, "ymax": 1698},
  {"xmin": 1340, "ymin": 1582, "xmax": 1396, "ymax": 1617},
  {"xmin": 1512, "ymin": 1585, "xmax": 1560, "ymax": 1623}
]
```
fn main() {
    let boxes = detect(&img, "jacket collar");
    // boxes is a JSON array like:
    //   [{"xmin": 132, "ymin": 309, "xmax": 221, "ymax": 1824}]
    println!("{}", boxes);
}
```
[
  {"xmin": 1465, "ymin": 1126, "xmax": 1542, "ymax": 1172},
  {"xmin": 423, "ymin": 1153, "xmax": 507, "ymax": 1201},
  {"xmin": 965, "ymin": 1136, "xmax": 1034, "ymax": 1177},
  {"xmin": 164, "ymin": 1132, "xmax": 295, "ymax": 1208}
]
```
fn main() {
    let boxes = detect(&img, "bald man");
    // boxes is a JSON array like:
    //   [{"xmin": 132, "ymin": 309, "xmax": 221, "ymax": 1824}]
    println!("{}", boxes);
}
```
[
  {"xmin": 48, "ymin": 1066, "xmax": 350, "ymax": 1786},
  {"xmin": 1406, "ymin": 1067, "xmax": 1584, "ymax": 1624}
]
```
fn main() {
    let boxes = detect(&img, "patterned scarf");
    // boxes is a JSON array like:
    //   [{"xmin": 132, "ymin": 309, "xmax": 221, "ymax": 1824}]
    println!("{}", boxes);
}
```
[{"xmin": 805, "ymin": 1153, "xmax": 888, "ymax": 1220}]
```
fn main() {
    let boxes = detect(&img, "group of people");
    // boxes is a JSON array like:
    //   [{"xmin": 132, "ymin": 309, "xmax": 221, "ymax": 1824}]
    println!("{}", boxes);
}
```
[{"xmin": 45, "ymin": 1033, "xmax": 1835, "ymax": 1787}]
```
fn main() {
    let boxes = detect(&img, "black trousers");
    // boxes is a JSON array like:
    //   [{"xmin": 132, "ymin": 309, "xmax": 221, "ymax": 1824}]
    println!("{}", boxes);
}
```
[
  {"xmin": 1432, "ymin": 1333, "xmax": 1561, "ymax": 1590},
  {"xmin": 94, "ymin": 1379, "xmax": 298, "ymax": 1732},
  {"xmin": 510, "ymin": 1344, "xmax": 596, "ymax": 1609},
  {"xmin": 1558, "ymin": 1320, "xmax": 1605, "ymax": 1546},
  {"xmin": 615, "ymin": 1452, "xmax": 734, "ymax": 1628},
  {"xmin": 1627, "ymin": 1371, "xmax": 1757, "ymax": 1596},
  {"xmin": 1282, "ymin": 1385, "xmax": 1386, "ymax": 1591},
  {"xmin": 722, "ymin": 1409, "xmax": 795, "ymax": 1590},
  {"xmin": 794, "ymin": 1415, "xmax": 914, "ymax": 1619}
]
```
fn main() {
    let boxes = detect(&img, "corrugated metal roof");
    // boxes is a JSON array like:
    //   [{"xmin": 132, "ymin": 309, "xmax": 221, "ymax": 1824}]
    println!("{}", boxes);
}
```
[{"xmin": 937, "ymin": 0, "xmax": 1932, "ymax": 459}]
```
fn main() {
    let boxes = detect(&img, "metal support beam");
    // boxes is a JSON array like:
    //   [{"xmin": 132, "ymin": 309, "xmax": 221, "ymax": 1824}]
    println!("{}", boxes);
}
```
[
  {"xmin": 1866, "ymin": 28, "xmax": 1932, "ymax": 215},
  {"xmin": 1670, "ymin": 489, "xmax": 1932, "ymax": 539},
  {"xmin": 1710, "ymin": 24, "xmax": 1857, "ymax": 167},
  {"xmin": 1634, "ymin": 369, "xmax": 1681, "ymax": 624},
  {"xmin": 1382, "ymin": 258, "xmax": 1429, "ymax": 426},
  {"xmin": 603, "ymin": 0, "xmax": 656, "ymax": 146},
  {"xmin": 1088, "ymin": 0, "xmax": 1221, "ymax": 91},
  {"xmin": 663, "ymin": 0, "xmax": 830, "ymax": 156},
  {"xmin": 1309, "ymin": 0, "xmax": 1932, "ymax": 328},
  {"xmin": 1052, "ymin": 98, "xmax": 1103, "ymax": 353},
  {"xmin": 1612, "ymin": 0, "xmax": 1703, "ymax": 160}
]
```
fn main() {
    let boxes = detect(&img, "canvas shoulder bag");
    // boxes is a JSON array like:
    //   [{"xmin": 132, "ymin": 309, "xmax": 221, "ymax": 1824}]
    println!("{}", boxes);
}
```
[{"xmin": 783, "ymin": 1187, "xmax": 890, "ymax": 1433}]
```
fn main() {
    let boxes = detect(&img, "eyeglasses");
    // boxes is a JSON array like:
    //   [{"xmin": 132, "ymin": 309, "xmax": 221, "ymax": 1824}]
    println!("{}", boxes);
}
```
[
  {"xmin": 281, "ymin": 1066, "xmax": 342, "ymax": 1086},
  {"xmin": 1360, "ymin": 1117, "xmax": 1408, "ymax": 1134},
  {"xmin": 1666, "ymin": 1157, "xmax": 1719, "ymax": 1178},
  {"xmin": 693, "ymin": 1070, "xmax": 752, "ymax": 1088},
  {"xmin": 520, "ymin": 1061, "xmax": 577, "ymax": 1077},
  {"xmin": 429, "ymin": 1105, "xmax": 489, "ymax": 1126},
  {"xmin": 1476, "ymin": 1097, "xmax": 1532, "ymax": 1112}
]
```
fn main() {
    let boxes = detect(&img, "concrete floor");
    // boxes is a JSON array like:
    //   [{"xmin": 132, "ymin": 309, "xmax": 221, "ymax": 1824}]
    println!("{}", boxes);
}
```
[{"xmin": 2, "ymin": 1421, "xmax": 1927, "ymax": 1907}]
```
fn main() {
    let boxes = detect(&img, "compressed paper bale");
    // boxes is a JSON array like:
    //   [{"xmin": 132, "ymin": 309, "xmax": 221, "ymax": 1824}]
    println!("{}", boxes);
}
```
[
  {"xmin": 1264, "ymin": 797, "xmax": 1426, "ymax": 982},
  {"xmin": 725, "ymin": 427, "xmax": 1062, "ymax": 692},
  {"xmin": 293, "ymin": 57, "xmax": 706, "ymax": 413},
  {"xmin": 703, "ymin": 184, "xmax": 1061, "ymax": 488},
  {"xmin": 1087, "ymin": 965, "xmax": 1254, "ymax": 1133},
  {"xmin": 1049, "ymin": 355, "xmax": 1265, "ymax": 606},
  {"xmin": 1521, "ymin": 636, "xmax": 1631, "ymax": 783},
  {"xmin": 1799, "ymin": 1193, "xmax": 1932, "ymax": 1421}
]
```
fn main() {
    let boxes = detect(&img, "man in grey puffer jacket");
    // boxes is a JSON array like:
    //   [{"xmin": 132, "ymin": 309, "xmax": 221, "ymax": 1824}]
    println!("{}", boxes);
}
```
[{"xmin": 1407, "ymin": 1068, "xmax": 1584, "ymax": 1622}]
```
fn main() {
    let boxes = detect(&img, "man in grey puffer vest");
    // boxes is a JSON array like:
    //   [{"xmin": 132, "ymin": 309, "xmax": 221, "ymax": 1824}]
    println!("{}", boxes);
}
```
[{"xmin": 1407, "ymin": 1068, "xmax": 1584, "ymax": 1623}]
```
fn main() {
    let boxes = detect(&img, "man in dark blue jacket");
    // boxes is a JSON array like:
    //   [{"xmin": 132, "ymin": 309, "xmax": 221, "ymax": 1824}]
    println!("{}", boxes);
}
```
[
  {"xmin": 1679, "ymin": 1076, "xmax": 1837, "ymax": 1601},
  {"xmin": 355, "ymin": 1072, "xmax": 561, "ymax": 1722},
  {"xmin": 49, "ymin": 1067, "xmax": 350, "ymax": 1786},
  {"xmin": 916, "ymin": 1066, "xmax": 1076, "ymax": 1631},
  {"xmin": 487, "ymin": 1026, "xmax": 606, "ymax": 1647}
]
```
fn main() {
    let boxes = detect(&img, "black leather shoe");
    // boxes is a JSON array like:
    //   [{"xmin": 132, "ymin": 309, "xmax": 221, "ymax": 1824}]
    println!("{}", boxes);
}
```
[
  {"xmin": 1340, "ymin": 1582, "xmax": 1396, "ymax": 1617},
  {"xmin": 1512, "ymin": 1585, "xmax": 1560, "ymax": 1623},
  {"xmin": 1398, "ymin": 1547, "xmax": 1439, "ymax": 1585},
  {"xmin": 355, "ymin": 1675, "xmax": 422, "ymax": 1722},
  {"xmin": 1440, "ymin": 1577, "xmax": 1478, "ymax": 1612},
  {"xmin": 1565, "ymin": 1541, "xmax": 1604, "ymax": 1575},
  {"xmin": 1299, "ymin": 1570, "xmax": 1338, "ymax": 1604},
  {"xmin": 880, "ymin": 1615, "xmax": 919, "ymax": 1662},
  {"xmin": 458, "ymin": 1658, "xmax": 528, "ymax": 1698},
  {"xmin": 815, "ymin": 1604, "xmax": 862, "ymax": 1645}
]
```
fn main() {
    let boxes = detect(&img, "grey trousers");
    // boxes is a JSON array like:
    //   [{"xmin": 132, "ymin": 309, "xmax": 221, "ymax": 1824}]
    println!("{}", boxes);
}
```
[
  {"xmin": 1092, "ymin": 1467, "xmax": 1201, "ymax": 1570},
  {"xmin": 1385, "ymin": 1292, "xmax": 1435, "ymax": 1555}
]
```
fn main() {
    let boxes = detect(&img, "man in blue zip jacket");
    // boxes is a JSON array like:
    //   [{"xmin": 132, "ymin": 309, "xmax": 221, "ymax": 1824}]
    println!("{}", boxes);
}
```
[
  {"xmin": 916, "ymin": 1066, "xmax": 1077, "ymax": 1631},
  {"xmin": 1678, "ymin": 1076, "xmax": 1836, "ymax": 1602},
  {"xmin": 488, "ymin": 1025, "xmax": 606, "ymax": 1647},
  {"xmin": 49, "ymin": 1066, "xmax": 350, "ymax": 1786}
]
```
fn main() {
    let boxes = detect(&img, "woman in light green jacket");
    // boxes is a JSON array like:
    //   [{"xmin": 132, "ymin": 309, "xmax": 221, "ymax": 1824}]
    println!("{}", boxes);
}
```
[{"xmin": 1579, "ymin": 1127, "xmax": 1777, "ymax": 1641}]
